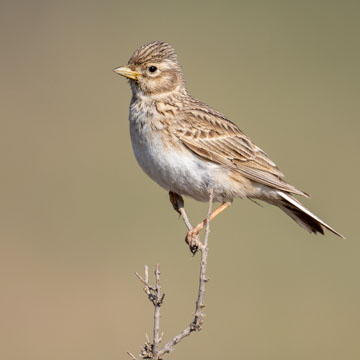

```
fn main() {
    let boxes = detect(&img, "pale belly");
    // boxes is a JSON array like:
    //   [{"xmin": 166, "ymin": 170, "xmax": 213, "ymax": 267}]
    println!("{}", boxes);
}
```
[
  {"xmin": 129, "ymin": 120, "xmax": 258, "ymax": 202},
  {"xmin": 130, "ymin": 123, "xmax": 211, "ymax": 201}
]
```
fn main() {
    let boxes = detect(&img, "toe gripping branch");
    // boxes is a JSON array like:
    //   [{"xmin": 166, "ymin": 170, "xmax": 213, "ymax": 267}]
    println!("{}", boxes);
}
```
[{"xmin": 168, "ymin": 191, "xmax": 231, "ymax": 255}]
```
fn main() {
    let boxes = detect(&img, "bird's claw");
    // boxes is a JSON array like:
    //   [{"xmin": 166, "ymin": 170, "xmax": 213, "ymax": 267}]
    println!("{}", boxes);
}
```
[{"xmin": 185, "ymin": 230, "xmax": 200, "ymax": 255}]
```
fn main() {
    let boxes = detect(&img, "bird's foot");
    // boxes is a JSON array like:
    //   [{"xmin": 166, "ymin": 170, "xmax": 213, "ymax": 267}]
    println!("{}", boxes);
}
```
[{"xmin": 185, "ymin": 228, "xmax": 202, "ymax": 255}]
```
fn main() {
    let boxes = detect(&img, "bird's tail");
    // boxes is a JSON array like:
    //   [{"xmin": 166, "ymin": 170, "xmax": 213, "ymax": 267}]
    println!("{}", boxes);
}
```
[{"xmin": 276, "ymin": 191, "xmax": 345, "ymax": 238}]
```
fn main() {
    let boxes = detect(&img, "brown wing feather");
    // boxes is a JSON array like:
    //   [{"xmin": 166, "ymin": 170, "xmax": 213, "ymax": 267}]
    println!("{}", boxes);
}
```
[{"xmin": 174, "ymin": 104, "xmax": 309, "ymax": 198}]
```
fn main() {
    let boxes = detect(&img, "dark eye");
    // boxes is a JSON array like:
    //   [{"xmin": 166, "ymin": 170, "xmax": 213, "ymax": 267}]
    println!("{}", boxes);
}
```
[{"xmin": 148, "ymin": 66, "xmax": 157, "ymax": 73}]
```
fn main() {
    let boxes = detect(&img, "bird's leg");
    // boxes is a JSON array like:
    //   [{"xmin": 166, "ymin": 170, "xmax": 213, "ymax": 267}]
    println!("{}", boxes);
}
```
[
  {"xmin": 169, "ymin": 192, "xmax": 230, "ymax": 255},
  {"xmin": 169, "ymin": 191, "xmax": 193, "ymax": 230},
  {"xmin": 169, "ymin": 191, "xmax": 201, "ymax": 253},
  {"xmin": 186, "ymin": 201, "xmax": 231, "ymax": 251},
  {"xmin": 169, "ymin": 191, "xmax": 184, "ymax": 215}
]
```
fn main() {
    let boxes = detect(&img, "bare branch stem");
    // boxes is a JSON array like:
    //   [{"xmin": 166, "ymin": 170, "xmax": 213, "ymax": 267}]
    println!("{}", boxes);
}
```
[
  {"xmin": 193, "ymin": 188, "xmax": 213, "ymax": 327},
  {"xmin": 152, "ymin": 264, "xmax": 161, "ymax": 359},
  {"xmin": 127, "ymin": 351, "xmax": 138, "ymax": 360}
]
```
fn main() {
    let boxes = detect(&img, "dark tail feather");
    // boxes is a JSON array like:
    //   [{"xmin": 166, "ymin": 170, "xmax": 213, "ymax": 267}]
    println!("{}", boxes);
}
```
[{"xmin": 276, "ymin": 191, "xmax": 345, "ymax": 238}]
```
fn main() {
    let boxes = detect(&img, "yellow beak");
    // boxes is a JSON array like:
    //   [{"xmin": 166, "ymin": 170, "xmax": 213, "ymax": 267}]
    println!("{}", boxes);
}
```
[{"xmin": 113, "ymin": 66, "xmax": 141, "ymax": 80}]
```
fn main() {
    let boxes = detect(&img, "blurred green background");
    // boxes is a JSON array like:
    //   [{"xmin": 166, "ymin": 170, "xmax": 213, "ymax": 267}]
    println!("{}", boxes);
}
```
[{"xmin": 1, "ymin": 1, "xmax": 359, "ymax": 359}]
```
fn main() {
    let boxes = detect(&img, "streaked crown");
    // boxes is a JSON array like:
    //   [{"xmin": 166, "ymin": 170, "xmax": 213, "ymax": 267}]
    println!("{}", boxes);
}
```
[{"xmin": 128, "ymin": 41, "xmax": 178, "ymax": 66}]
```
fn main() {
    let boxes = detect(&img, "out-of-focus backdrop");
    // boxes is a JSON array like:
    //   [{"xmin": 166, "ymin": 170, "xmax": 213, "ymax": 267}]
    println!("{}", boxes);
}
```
[{"xmin": 1, "ymin": 1, "xmax": 359, "ymax": 359}]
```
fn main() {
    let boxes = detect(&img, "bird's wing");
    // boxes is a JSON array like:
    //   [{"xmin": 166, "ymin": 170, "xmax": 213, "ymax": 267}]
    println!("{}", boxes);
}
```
[{"xmin": 174, "ymin": 106, "xmax": 309, "ymax": 197}]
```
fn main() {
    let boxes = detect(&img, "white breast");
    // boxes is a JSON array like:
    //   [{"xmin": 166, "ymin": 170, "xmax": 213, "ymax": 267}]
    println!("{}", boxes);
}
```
[{"xmin": 130, "ymin": 119, "xmax": 214, "ymax": 201}]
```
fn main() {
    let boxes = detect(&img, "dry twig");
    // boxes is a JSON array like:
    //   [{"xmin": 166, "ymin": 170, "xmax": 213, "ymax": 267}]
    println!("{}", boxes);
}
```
[{"xmin": 128, "ymin": 189, "xmax": 214, "ymax": 359}]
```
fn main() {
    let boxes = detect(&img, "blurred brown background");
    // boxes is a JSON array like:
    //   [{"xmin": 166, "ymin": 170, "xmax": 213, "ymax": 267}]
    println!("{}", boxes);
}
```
[{"xmin": 1, "ymin": 1, "xmax": 359, "ymax": 359}]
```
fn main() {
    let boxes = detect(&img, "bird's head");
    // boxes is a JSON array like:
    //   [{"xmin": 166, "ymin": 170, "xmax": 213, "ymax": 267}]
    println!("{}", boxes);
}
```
[{"xmin": 114, "ymin": 41, "xmax": 185, "ymax": 97}]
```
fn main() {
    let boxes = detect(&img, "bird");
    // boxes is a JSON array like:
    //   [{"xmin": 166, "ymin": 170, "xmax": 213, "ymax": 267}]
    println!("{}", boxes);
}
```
[{"xmin": 113, "ymin": 41, "xmax": 344, "ymax": 249}]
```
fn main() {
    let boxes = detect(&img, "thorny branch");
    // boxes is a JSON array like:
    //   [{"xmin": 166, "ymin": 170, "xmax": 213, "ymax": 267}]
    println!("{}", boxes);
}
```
[
  {"xmin": 128, "ymin": 189, "xmax": 214, "ymax": 359},
  {"xmin": 135, "ymin": 265, "xmax": 164, "ymax": 359}
]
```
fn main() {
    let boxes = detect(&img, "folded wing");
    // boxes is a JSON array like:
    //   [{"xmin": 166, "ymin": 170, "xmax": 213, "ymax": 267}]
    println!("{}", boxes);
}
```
[{"xmin": 174, "ymin": 106, "xmax": 309, "ymax": 198}]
